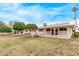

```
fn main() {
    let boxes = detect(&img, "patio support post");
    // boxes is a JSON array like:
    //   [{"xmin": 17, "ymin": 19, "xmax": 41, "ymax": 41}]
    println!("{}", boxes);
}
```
[{"xmin": 54, "ymin": 28, "xmax": 56, "ymax": 35}]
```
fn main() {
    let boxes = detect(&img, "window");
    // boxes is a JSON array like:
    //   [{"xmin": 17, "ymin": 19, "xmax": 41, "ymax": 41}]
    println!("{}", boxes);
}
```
[
  {"xmin": 46, "ymin": 29, "xmax": 50, "ymax": 31},
  {"xmin": 39, "ymin": 29, "xmax": 43, "ymax": 31},
  {"xmin": 59, "ymin": 28, "xmax": 67, "ymax": 31}
]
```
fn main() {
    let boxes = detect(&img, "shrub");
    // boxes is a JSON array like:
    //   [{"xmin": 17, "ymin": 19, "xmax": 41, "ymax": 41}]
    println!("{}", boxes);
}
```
[
  {"xmin": 0, "ymin": 26, "xmax": 12, "ymax": 33},
  {"xmin": 72, "ymin": 32, "xmax": 79, "ymax": 38}
]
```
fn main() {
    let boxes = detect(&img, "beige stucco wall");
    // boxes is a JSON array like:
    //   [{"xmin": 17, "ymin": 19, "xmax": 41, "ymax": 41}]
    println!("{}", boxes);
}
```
[
  {"xmin": 38, "ymin": 27, "xmax": 73, "ymax": 39},
  {"xmin": 67, "ymin": 27, "xmax": 73, "ymax": 38}
]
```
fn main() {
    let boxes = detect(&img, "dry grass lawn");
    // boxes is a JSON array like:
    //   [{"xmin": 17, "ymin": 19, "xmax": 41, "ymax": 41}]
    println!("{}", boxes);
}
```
[{"xmin": 0, "ymin": 36, "xmax": 79, "ymax": 56}]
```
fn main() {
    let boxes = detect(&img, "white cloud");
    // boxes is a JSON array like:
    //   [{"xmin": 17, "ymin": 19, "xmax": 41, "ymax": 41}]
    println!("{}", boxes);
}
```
[
  {"xmin": 0, "ymin": 3, "xmax": 19, "ymax": 12},
  {"xmin": 70, "ymin": 19, "xmax": 79, "ymax": 28},
  {"xmin": 77, "ymin": 19, "xmax": 79, "ymax": 28},
  {"xmin": 0, "ymin": 3, "xmax": 79, "ymax": 27}
]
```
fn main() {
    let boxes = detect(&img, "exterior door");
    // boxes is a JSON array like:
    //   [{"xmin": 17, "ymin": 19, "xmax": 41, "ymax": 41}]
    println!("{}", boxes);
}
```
[{"xmin": 55, "ymin": 29, "xmax": 58, "ymax": 35}]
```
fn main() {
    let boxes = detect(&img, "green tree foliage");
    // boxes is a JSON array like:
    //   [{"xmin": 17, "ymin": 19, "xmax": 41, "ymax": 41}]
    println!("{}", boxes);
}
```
[
  {"xmin": 0, "ymin": 21, "xmax": 5, "ymax": 26},
  {"xmin": 25, "ymin": 24, "xmax": 38, "ymax": 31},
  {"xmin": 0, "ymin": 26, "xmax": 12, "ymax": 33},
  {"xmin": 13, "ymin": 22, "xmax": 26, "ymax": 31},
  {"xmin": 72, "ymin": 6, "xmax": 78, "ymax": 12}
]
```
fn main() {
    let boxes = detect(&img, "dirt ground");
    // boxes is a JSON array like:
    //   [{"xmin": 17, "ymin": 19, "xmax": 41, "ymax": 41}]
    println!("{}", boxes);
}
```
[{"xmin": 0, "ymin": 36, "xmax": 79, "ymax": 56}]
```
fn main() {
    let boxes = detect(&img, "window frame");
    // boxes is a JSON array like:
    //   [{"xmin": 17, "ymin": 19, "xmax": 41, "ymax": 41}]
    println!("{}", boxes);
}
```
[
  {"xmin": 39, "ymin": 29, "xmax": 43, "ymax": 31},
  {"xmin": 46, "ymin": 28, "xmax": 50, "ymax": 31},
  {"xmin": 59, "ymin": 28, "xmax": 67, "ymax": 31}
]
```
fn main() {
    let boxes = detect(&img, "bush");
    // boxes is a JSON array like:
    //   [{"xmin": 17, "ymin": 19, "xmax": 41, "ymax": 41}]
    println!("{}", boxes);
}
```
[
  {"xmin": 72, "ymin": 32, "xmax": 79, "ymax": 38},
  {"xmin": 0, "ymin": 26, "xmax": 12, "ymax": 33}
]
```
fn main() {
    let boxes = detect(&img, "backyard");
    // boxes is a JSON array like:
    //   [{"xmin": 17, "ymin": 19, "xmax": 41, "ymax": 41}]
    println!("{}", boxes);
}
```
[{"xmin": 0, "ymin": 36, "xmax": 79, "ymax": 56}]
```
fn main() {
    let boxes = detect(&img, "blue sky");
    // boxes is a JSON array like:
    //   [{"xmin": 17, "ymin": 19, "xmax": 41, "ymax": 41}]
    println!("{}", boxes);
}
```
[{"xmin": 0, "ymin": 3, "xmax": 79, "ymax": 26}]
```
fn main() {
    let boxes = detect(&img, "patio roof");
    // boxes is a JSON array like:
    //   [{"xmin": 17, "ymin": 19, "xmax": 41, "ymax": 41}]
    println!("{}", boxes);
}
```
[{"xmin": 38, "ymin": 23, "xmax": 75, "ymax": 29}]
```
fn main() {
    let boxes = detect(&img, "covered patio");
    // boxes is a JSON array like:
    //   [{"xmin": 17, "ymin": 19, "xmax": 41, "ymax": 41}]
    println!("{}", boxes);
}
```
[{"xmin": 38, "ymin": 23, "xmax": 75, "ymax": 38}]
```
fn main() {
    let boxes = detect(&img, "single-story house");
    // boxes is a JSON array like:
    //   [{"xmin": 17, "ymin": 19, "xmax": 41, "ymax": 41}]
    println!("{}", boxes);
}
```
[{"xmin": 37, "ymin": 23, "xmax": 75, "ymax": 39}]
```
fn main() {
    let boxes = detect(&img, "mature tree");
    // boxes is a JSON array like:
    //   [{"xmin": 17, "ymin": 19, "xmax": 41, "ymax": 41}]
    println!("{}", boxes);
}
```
[
  {"xmin": 0, "ymin": 26, "xmax": 12, "ymax": 33},
  {"xmin": 25, "ymin": 24, "xmax": 38, "ymax": 31},
  {"xmin": 25, "ymin": 24, "xmax": 38, "ymax": 36},
  {"xmin": 13, "ymin": 22, "xmax": 26, "ymax": 34}
]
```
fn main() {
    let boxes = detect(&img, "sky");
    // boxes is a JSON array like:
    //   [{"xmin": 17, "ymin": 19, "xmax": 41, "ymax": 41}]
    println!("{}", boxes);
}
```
[{"xmin": 0, "ymin": 3, "xmax": 79, "ymax": 27}]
